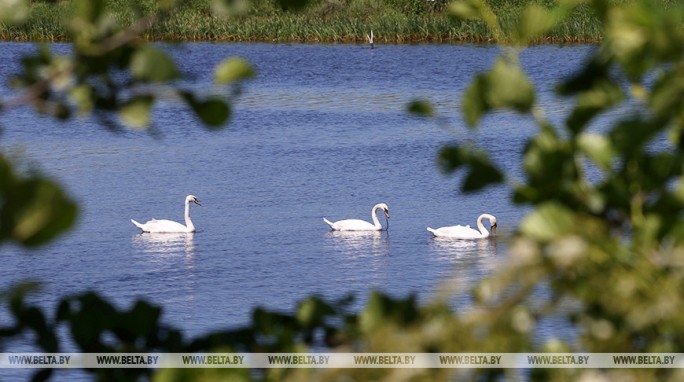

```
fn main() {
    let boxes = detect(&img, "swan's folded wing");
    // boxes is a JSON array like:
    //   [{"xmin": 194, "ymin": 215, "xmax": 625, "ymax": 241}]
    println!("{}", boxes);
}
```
[
  {"xmin": 330, "ymin": 219, "xmax": 377, "ymax": 231},
  {"xmin": 142, "ymin": 219, "xmax": 188, "ymax": 232},
  {"xmin": 430, "ymin": 224, "xmax": 481, "ymax": 238}
]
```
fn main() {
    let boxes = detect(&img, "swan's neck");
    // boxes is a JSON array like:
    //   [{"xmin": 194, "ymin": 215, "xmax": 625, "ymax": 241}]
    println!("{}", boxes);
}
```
[
  {"xmin": 476, "ymin": 215, "xmax": 489, "ymax": 238},
  {"xmin": 371, "ymin": 206, "xmax": 382, "ymax": 229},
  {"xmin": 184, "ymin": 200, "xmax": 195, "ymax": 232},
  {"xmin": 476, "ymin": 214, "xmax": 496, "ymax": 238}
]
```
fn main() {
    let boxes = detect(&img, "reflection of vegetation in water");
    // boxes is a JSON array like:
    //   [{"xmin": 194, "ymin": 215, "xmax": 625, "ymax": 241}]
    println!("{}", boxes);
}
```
[{"xmin": 2, "ymin": 0, "xmax": 684, "ymax": 380}]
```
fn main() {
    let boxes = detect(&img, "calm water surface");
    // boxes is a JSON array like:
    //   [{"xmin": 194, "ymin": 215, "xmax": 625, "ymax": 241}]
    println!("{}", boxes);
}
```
[{"xmin": 0, "ymin": 43, "xmax": 593, "ymax": 358}]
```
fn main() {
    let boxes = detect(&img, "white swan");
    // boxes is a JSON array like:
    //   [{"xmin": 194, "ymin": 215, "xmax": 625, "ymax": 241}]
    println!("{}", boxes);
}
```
[
  {"xmin": 131, "ymin": 195, "xmax": 201, "ymax": 233},
  {"xmin": 427, "ymin": 213, "xmax": 497, "ymax": 239},
  {"xmin": 324, "ymin": 203, "xmax": 389, "ymax": 231}
]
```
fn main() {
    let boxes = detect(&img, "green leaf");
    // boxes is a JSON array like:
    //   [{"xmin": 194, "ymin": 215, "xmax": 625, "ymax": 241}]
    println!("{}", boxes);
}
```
[
  {"xmin": 69, "ymin": 85, "xmax": 94, "ymax": 116},
  {"xmin": 520, "ymin": 202, "xmax": 576, "ymax": 242},
  {"xmin": 577, "ymin": 133, "xmax": 615, "ymax": 170},
  {"xmin": 438, "ymin": 145, "xmax": 504, "ymax": 192},
  {"xmin": 462, "ymin": 58, "xmax": 535, "ymax": 127},
  {"xmin": 449, "ymin": 0, "xmax": 484, "ymax": 20},
  {"xmin": 516, "ymin": 5, "xmax": 555, "ymax": 42},
  {"xmin": 120, "ymin": 301, "xmax": 162, "ymax": 337},
  {"xmin": 130, "ymin": 46, "xmax": 179, "ymax": 83},
  {"xmin": 211, "ymin": 0, "xmax": 249, "ymax": 17},
  {"xmin": 566, "ymin": 80, "xmax": 623, "ymax": 134},
  {"xmin": 214, "ymin": 57, "xmax": 256, "ymax": 84},
  {"xmin": 0, "ymin": 0, "xmax": 29, "ymax": 24},
  {"xmin": 119, "ymin": 96, "xmax": 153, "ymax": 129},
  {"xmin": 296, "ymin": 296, "xmax": 334, "ymax": 328},
  {"xmin": 0, "ymin": 161, "xmax": 78, "ymax": 247},
  {"xmin": 359, "ymin": 291, "xmax": 419, "ymax": 333},
  {"xmin": 407, "ymin": 99, "xmax": 434, "ymax": 117},
  {"xmin": 183, "ymin": 93, "xmax": 231, "ymax": 128},
  {"xmin": 462, "ymin": 74, "xmax": 487, "ymax": 127},
  {"xmin": 488, "ymin": 58, "xmax": 535, "ymax": 112},
  {"xmin": 609, "ymin": 118, "xmax": 661, "ymax": 154},
  {"xmin": 196, "ymin": 99, "xmax": 230, "ymax": 127},
  {"xmin": 557, "ymin": 56, "xmax": 612, "ymax": 96},
  {"xmin": 73, "ymin": 0, "xmax": 105, "ymax": 23},
  {"xmin": 649, "ymin": 73, "xmax": 684, "ymax": 120},
  {"xmin": 515, "ymin": 3, "xmax": 578, "ymax": 44}
]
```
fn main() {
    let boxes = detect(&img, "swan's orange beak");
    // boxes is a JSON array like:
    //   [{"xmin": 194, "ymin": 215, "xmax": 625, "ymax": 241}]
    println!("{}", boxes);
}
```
[
  {"xmin": 384, "ymin": 210, "xmax": 390, "ymax": 219},
  {"xmin": 491, "ymin": 222, "xmax": 497, "ymax": 234},
  {"xmin": 194, "ymin": 199, "xmax": 202, "ymax": 206}
]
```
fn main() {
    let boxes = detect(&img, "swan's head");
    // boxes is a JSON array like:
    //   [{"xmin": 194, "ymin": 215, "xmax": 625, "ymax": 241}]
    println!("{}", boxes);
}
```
[
  {"xmin": 490, "ymin": 217, "xmax": 497, "ymax": 234},
  {"xmin": 377, "ymin": 203, "xmax": 390, "ymax": 219},
  {"xmin": 186, "ymin": 195, "xmax": 201, "ymax": 206}
]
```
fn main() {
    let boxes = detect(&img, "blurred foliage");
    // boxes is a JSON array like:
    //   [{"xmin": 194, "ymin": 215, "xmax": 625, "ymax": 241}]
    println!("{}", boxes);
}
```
[
  {"xmin": 0, "ymin": 0, "xmax": 253, "ymax": 247},
  {"xmin": 2, "ymin": 0, "xmax": 684, "ymax": 381},
  {"xmin": 2, "ymin": 0, "xmax": 254, "ymax": 132}
]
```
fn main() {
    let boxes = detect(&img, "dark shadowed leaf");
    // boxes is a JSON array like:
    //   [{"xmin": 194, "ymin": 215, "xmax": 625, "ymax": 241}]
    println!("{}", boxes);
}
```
[
  {"xmin": 438, "ymin": 145, "xmax": 504, "ymax": 192},
  {"xmin": 407, "ymin": 100, "xmax": 435, "ymax": 117},
  {"xmin": 297, "ymin": 296, "xmax": 335, "ymax": 328},
  {"xmin": 274, "ymin": 0, "xmax": 310, "ymax": 11},
  {"xmin": 557, "ymin": 56, "xmax": 612, "ymax": 96},
  {"xmin": 566, "ymin": 80, "xmax": 623, "ymax": 134},
  {"xmin": 0, "ymin": 158, "xmax": 78, "ymax": 247},
  {"xmin": 463, "ymin": 74, "xmax": 487, "ymax": 127},
  {"xmin": 181, "ymin": 93, "xmax": 232, "ymax": 128},
  {"xmin": 73, "ymin": 0, "xmax": 105, "ymax": 23}
]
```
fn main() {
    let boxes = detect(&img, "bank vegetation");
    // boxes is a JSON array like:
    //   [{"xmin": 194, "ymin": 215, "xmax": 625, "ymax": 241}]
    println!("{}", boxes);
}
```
[{"xmin": 1, "ymin": 0, "xmax": 674, "ymax": 44}]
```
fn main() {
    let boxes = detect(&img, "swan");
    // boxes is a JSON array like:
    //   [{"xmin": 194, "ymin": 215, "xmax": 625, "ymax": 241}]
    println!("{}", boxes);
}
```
[
  {"xmin": 427, "ymin": 213, "xmax": 497, "ymax": 239},
  {"xmin": 131, "ymin": 195, "xmax": 201, "ymax": 233},
  {"xmin": 324, "ymin": 203, "xmax": 389, "ymax": 231}
]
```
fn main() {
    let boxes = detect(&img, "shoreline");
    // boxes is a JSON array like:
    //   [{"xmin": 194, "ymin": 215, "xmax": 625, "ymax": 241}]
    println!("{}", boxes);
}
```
[
  {"xmin": 0, "ymin": 1, "xmax": 607, "ymax": 45},
  {"xmin": 0, "ymin": 33, "xmax": 602, "ymax": 45}
]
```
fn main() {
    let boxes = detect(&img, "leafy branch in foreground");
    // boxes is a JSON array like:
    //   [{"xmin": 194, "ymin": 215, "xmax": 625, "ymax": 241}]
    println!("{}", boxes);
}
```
[
  {"xmin": 3, "ymin": 0, "xmax": 684, "ymax": 381},
  {"xmin": 412, "ymin": 0, "xmax": 684, "ymax": 380},
  {"xmin": 0, "ymin": 0, "xmax": 254, "ymax": 249},
  {"xmin": 2, "ymin": 0, "xmax": 255, "ymax": 132}
]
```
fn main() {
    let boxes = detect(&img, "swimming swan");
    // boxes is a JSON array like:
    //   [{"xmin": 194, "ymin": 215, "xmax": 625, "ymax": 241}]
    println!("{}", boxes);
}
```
[
  {"xmin": 427, "ymin": 213, "xmax": 497, "ymax": 239},
  {"xmin": 131, "ymin": 195, "xmax": 201, "ymax": 233},
  {"xmin": 324, "ymin": 203, "xmax": 390, "ymax": 231}
]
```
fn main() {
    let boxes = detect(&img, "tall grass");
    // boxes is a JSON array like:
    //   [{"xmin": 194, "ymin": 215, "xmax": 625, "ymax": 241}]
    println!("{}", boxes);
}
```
[{"xmin": 0, "ymin": 0, "xmax": 666, "ymax": 43}]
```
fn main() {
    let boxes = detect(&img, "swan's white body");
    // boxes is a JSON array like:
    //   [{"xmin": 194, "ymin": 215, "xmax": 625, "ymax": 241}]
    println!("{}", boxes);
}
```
[
  {"xmin": 324, "ymin": 203, "xmax": 389, "ymax": 231},
  {"xmin": 427, "ymin": 213, "xmax": 497, "ymax": 239},
  {"xmin": 131, "ymin": 195, "xmax": 201, "ymax": 233}
]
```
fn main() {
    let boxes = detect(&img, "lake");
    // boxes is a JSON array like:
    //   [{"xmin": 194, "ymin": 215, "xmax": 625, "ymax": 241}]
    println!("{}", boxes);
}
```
[{"xmin": 0, "ymin": 42, "xmax": 592, "ymax": 362}]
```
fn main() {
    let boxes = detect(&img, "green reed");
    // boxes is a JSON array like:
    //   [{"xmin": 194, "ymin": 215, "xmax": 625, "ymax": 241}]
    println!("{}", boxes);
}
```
[{"xmin": 0, "ymin": 0, "xmax": 667, "ymax": 43}]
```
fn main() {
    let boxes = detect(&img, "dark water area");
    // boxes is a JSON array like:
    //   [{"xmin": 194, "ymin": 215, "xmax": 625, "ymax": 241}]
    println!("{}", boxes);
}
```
[{"xmin": 0, "ymin": 43, "xmax": 595, "ymax": 379}]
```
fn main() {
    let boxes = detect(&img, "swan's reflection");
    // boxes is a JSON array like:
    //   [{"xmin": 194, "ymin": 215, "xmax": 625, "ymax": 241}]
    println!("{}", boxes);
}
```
[
  {"xmin": 324, "ymin": 231, "xmax": 390, "ymax": 258},
  {"xmin": 428, "ymin": 236, "xmax": 497, "ymax": 260},
  {"xmin": 428, "ymin": 237, "xmax": 500, "ymax": 300},
  {"xmin": 131, "ymin": 232, "xmax": 196, "ymax": 261}
]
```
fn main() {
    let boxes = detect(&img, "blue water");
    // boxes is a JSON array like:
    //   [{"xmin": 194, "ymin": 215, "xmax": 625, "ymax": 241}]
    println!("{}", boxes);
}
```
[{"xmin": 0, "ymin": 43, "xmax": 592, "ymax": 371}]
